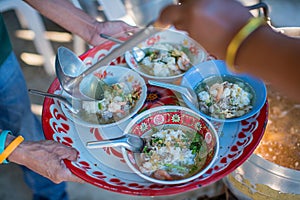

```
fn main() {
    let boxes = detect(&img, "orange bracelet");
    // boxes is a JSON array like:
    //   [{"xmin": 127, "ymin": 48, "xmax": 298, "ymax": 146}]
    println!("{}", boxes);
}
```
[{"xmin": 0, "ymin": 135, "xmax": 24, "ymax": 164}]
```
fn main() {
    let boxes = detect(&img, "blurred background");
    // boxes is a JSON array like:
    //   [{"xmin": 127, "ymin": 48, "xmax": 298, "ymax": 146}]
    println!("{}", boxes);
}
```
[{"xmin": 0, "ymin": 0, "xmax": 300, "ymax": 199}]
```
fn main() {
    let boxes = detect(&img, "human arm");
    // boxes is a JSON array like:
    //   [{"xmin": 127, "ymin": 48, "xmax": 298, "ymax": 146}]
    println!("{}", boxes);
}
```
[
  {"xmin": 4, "ymin": 133, "xmax": 84, "ymax": 184},
  {"xmin": 23, "ymin": 0, "xmax": 134, "ymax": 46},
  {"xmin": 158, "ymin": 0, "xmax": 300, "ymax": 102}
]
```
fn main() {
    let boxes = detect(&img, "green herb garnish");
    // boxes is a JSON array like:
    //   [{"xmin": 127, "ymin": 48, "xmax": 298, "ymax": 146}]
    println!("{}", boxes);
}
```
[{"xmin": 189, "ymin": 133, "xmax": 202, "ymax": 154}]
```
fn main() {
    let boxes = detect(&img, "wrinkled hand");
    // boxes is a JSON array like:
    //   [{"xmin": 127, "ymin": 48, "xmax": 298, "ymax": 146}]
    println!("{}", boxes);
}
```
[
  {"xmin": 158, "ymin": 0, "xmax": 252, "ymax": 59},
  {"xmin": 8, "ymin": 137, "xmax": 85, "ymax": 184}
]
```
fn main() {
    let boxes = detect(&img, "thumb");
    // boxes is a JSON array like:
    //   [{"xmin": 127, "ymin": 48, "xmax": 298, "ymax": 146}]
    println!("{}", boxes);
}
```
[{"xmin": 60, "ymin": 147, "xmax": 79, "ymax": 161}]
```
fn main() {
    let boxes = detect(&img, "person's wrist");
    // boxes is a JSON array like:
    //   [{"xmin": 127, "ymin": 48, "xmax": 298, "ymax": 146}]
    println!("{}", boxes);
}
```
[
  {"xmin": 88, "ymin": 19, "xmax": 102, "ymax": 46},
  {"xmin": 5, "ymin": 134, "xmax": 27, "ymax": 164},
  {"xmin": 0, "ymin": 132, "xmax": 24, "ymax": 164},
  {"xmin": 0, "ymin": 130, "xmax": 11, "ymax": 164}
]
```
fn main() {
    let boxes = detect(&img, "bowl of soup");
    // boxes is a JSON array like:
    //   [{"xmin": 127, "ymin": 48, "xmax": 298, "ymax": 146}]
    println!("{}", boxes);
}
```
[
  {"xmin": 181, "ymin": 60, "xmax": 267, "ymax": 123},
  {"xmin": 60, "ymin": 65, "xmax": 147, "ymax": 130},
  {"xmin": 124, "ymin": 29, "xmax": 207, "ymax": 83},
  {"xmin": 121, "ymin": 105, "xmax": 219, "ymax": 185}
]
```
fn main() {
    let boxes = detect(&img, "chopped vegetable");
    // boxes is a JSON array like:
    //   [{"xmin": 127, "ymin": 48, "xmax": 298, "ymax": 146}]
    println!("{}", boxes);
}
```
[{"xmin": 136, "ymin": 129, "xmax": 207, "ymax": 180}]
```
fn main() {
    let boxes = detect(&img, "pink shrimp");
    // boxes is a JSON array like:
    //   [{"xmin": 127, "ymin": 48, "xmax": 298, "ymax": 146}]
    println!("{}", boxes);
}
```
[
  {"xmin": 209, "ymin": 83, "xmax": 224, "ymax": 102},
  {"xmin": 151, "ymin": 169, "xmax": 173, "ymax": 180},
  {"xmin": 177, "ymin": 52, "xmax": 191, "ymax": 71}
]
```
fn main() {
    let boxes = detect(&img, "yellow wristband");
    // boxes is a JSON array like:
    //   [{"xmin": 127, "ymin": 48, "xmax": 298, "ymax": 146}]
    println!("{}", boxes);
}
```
[
  {"xmin": 226, "ymin": 17, "xmax": 266, "ymax": 72},
  {"xmin": 0, "ymin": 136, "xmax": 24, "ymax": 164}
]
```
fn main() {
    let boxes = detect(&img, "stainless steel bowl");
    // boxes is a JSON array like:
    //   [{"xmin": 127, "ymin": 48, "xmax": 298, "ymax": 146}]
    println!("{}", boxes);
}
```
[{"xmin": 223, "ymin": 154, "xmax": 300, "ymax": 199}]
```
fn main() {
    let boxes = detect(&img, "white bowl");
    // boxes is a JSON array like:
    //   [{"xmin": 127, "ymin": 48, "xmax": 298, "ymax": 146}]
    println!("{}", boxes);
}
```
[
  {"xmin": 122, "ymin": 105, "xmax": 219, "ymax": 185},
  {"xmin": 125, "ymin": 29, "xmax": 207, "ymax": 83},
  {"xmin": 61, "ymin": 65, "xmax": 147, "ymax": 131}
]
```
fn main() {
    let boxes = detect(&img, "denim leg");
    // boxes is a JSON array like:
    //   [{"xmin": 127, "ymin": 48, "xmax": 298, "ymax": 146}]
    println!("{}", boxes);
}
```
[
  {"xmin": 0, "ymin": 52, "xmax": 43, "ymax": 141},
  {"xmin": 22, "ymin": 166, "xmax": 68, "ymax": 200},
  {"xmin": 0, "ymin": 52, "xmax": 67, "ymax": 200}
]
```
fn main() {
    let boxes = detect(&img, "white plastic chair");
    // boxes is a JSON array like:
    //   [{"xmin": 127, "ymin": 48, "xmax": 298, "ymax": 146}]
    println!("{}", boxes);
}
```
[
  {"xmin": 0, "ymin": 0, "xmax": 56, "ymax": 75},
  {"xmin": 97, "ymin": 0, "xmax": 136, "ymax": 25},
  {"xmin": 70, "ymin": 0, "xmax": 136, "ymax": 55}
]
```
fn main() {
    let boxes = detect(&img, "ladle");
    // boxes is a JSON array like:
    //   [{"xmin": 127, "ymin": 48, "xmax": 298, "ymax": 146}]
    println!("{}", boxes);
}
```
[
  {"xmin": 86, "ymin": 134, "xmax": 145, "ymax": 153},
  {"xmin": 55, "ymin": 47, "xmax": 110, "ymax": 101},
  {"xmin": 148, "ymin": 80, "xmax": 199, "ymax": 109},
  {"xmin": 100, "ymin": 33, "xmax": 146, "ymax": 62},
  {"xmin": 56, "ymin": 23, "xmax": 162, "ymax": 100}
]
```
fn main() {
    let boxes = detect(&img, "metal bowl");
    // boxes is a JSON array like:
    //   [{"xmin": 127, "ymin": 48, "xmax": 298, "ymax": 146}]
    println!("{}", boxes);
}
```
[{"xmin": 223, "ymin": 154, "xmax": 300, "ymax": 199}]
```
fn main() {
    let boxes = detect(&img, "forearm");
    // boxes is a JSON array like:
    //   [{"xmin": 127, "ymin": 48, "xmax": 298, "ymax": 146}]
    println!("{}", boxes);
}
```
[
  {"xmin": 24, "ymin": 0, "xmax": 134, "ymax": 46},
  {"xmin": 24, "ymin": 0, "xmax": 97, "ymax": 44},
  {"xmin": 236, "ymin": 25, "xmax": 300, "ymax": 101}
]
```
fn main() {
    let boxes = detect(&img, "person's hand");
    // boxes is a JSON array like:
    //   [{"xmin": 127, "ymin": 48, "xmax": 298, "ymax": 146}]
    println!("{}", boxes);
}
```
[
  {"xmin": 158, "ymin": 0, "xmax": 252, "ymax": 59},
  {"xmin": 7, "ymin": 135, "xmax": 85, "ymax": 184},
  {"xmin": 90, "ymin": 20, "xmax": 137, "ymax": 46}
]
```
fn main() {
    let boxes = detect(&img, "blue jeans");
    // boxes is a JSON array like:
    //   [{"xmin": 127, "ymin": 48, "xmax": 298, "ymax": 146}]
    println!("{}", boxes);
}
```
[{"xmin": 0, "ymin": 52, "xmax": 67, "ymax": 200}]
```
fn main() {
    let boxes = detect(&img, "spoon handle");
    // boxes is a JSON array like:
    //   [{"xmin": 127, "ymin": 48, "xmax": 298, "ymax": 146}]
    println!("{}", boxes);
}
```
[
  {"xmin": 28, "ymin": 89, "xmax": 77, "ymax": 113},
  {"xmin": 100, "ymin": 33, "xmax": 123, "ymax": 44},
  {"xmin": 80, "ymin": 23, "xmax": 161, "ymax": 78},
  {"xmin": 100, "ymin": 33, "xmax": 146, "ymax": 62},
  {"xmin": 86, "ymin": 135, "xmax": 128, "ymax": 149},
  {"xmin": 148, "ymin": 80, "xmax": 199, "ymax": 109},
  {"xmin": 86, "ymin": 134, "xmax": 145, "ymax": 153},
  {"xmin": 148, "ymin": 80, "xmax": 190, "ymax": 98},
  {"xmin": 28, "ymin": 89, "xmax": 67, "ymax": 102}
]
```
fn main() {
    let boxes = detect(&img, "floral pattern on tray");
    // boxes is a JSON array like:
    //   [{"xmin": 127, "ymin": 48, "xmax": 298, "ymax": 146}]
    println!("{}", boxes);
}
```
[{"xmin": 42, "ymin": 39, "xmax": 268, "ymax": 196}]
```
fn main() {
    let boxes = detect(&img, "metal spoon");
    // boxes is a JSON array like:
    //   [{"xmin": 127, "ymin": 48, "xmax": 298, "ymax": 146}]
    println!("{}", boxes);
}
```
[
  {"xmin": 148, "ymin": 80, "xmax": 199, "ymax": 109},
  {"xmin": 28, "ymin": 89, "xmax": 80, "ymax": 113},
  {"xmin": 28, "ymin": 89, "xmax": 105, "ymax": 115},
  {"xmin": 100, "ymin": 33, "xmax": 145, "ymax": 62},
  {"xmin": 56, "ymin": 22, "xmax": 161, "ymax": 100},
  {"xmin": 86, "ymin": 134, "xmax": 145, "ymax": 153}
]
